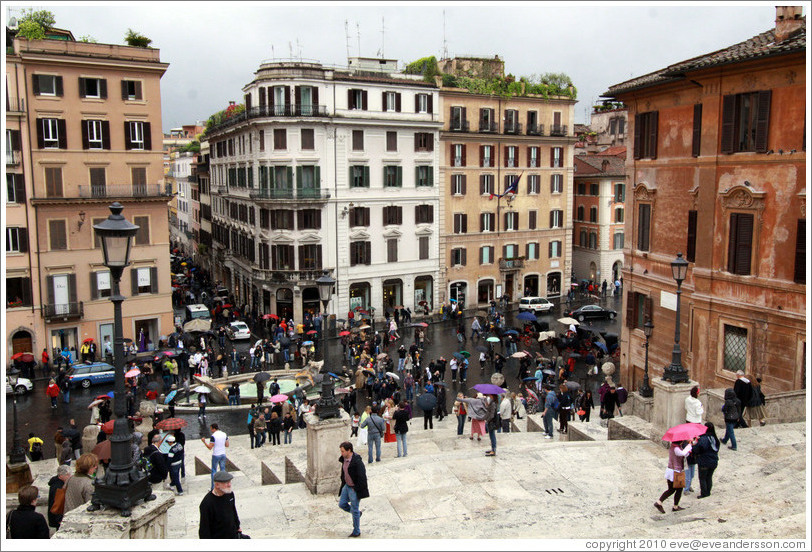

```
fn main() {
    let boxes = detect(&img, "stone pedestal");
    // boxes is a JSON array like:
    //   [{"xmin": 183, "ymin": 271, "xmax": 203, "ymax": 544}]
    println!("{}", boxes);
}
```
[
  {"xmin": 53, "ymin": 491, "xmax": 174, "ymax": 539},
  {"xmin": 628, "ymin": 392, "xmax": 655, "ymax": 422},
  {"xmin": 651, "ymin": 378, "xmax": 697, "ymax": 434},
  {"xmin": 303, "ymin": 410, "xmax": 350, "ymax": 495},
  {"xmin": 5, "ymin": 461, "xmax": 32, "ymax": 494}
]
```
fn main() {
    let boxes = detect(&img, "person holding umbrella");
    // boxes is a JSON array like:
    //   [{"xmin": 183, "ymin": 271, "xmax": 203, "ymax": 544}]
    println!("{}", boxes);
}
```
[{"xmin": 654, "ymin": 424, "xmax": 703, "ymax": 513}]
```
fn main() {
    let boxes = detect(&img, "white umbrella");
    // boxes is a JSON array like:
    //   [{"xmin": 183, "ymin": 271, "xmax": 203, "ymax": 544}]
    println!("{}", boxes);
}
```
[
  {"xmin": 193, "ymin": 385, "xmax": 211, "ymax": 394},
  {"xmin": 557, "ymin": 317, "xmax": 580, "ymax": 326},
  {"xmin": 538, "ymin": 330, "xmax": 557, "ymax": 341},
  {"xmin": 385, "ymin": 371, "xmax": 401, "ymax": 382}
]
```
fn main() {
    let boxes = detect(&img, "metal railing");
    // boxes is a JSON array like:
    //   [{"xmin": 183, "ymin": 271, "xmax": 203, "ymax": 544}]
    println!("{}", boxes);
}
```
[
  {"xmin": 449, "ymin": 120, "xmax": 470, "ymax": 132},
  {"xmin": 504, "ymin": 122, "xmax": 523, "ymax": 135},
  {"xmin": 206, "ymin": 104, "xmax": 329, "ymax": 135},
  {"xmin": 6, "ymin": 97, "xmax": 25, "ymax": 113},
  {"xmin": 527, "ymin": 123, "xmax": 544, "ymax": 136},
  {"xmin": 254, "ymin": 267, "xmax": 326, "ymax": 283},
  {"xmin": 42, "ymin": 301, "xmax": 83, "ymax": 319},
  {"xmin": 249, "ymin": 187, "xmax": 330, "ymax": 201},
  {"xmin": 479, "ymin": 121, "xmax": 498, "ymax": 133},
  {"xmin": 76, "ymin": 183, "xmax": 172, "ymax": 199},
  {"xmin": 498, "ymin": 257, "xmax": 525, "ymax": 270},
  {"xmin": 6, "ymin": 150, "xmax": 21, "ymax": 166},
  {"xmin": 550, "ymin": 124, "xmax": 568, "ymax": 136}
]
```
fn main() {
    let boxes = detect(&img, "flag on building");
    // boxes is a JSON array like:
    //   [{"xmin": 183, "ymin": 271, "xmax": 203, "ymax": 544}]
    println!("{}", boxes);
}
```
[{"xmin": 490, "ymin": 172, "xmax": 523, "ymax": 200}]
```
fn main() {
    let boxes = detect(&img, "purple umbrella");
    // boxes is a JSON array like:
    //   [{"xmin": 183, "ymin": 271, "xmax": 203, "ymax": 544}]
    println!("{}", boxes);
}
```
[{"xmin": 472, "ymin": 383, "xmax": 507, "ymax": 395}]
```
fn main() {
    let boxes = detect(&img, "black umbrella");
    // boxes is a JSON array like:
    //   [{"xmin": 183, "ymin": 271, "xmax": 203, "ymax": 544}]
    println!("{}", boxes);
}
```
[
  {"xmin": 253, "ymin": 372, "xmax": 271, "ymax": 383},
  {"xmin": 475, "ymin": 345, "xmax": 488, "ymax": 353},
  {"xmin": 146, "ymin": 381, "xmax": 159, "ymax": 391},
  {"xmin": 416, "ymin": 393, "xmax": 437, "ymax": 412},
  {"xmin": 280, "ymin": 336, "xmax": 291, "ymax": 346}
]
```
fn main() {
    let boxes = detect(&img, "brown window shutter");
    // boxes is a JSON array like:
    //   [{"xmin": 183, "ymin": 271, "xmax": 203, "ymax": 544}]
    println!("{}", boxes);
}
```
[
  {"xmin": 727, "ymin": 213, "xmax": 738, "ymax": 273},
  {"xmin": 245, "ymin": 93, "xmax": 252, "ymax": 111},
  {"xmin": 36, "ymin": 119, "xmax": 44, "ymax": 149},
  {"xmin": 68, "ymin": 273, "xmax": 77, "ymax": 305},
  {"xmin": 504, "ymin": 146, "xmax": 509, "ymax": 167},
  {"xmin": 14, "ymin": 174, "xmax": 26, "ymax": 203},
  {"xmin": 135, "ymin": 81, "xmax": 142, "ymax": 100},
  {"xmin": 461, "ymin": 248, "xmax": 467, "ymax": 266},
  {"xmin": 479, "ymin": 108, "xmax": 486, "ymax": 128},
  {"xmin": 131, "ymin": 268, "xmax": 138, "ymax": 295},
  {"xmin": 625, "ymin": 292, "xmax": 635, "ymax": 328},
  {"xmin": 414, "ymin": 94, "xmax": 419, "ymax": 112},
  {"xmin": 426, "ymin": 94, "xmax": 432, "ymax": 113},
  {"xmin": 10, "ymin": 130, "xmax": 20, "ymax": 150},
  {"xmin": 362, "ymin": 91, "xmax": 368, "ymax": 110},
  {"xmin": 47, "ymin": 275, "xmax": 55, "ymax": 307},
  {"xmin": 81, "ymin": 121, "xmax": 90, "ymax": 149},
  {"xmin": 347, "ymin": 89, "xmax": 354, "ymax": 109},
  {"xmin": 294, "ymin": 86, "xmax": 301, "ymax": 108},
  {"xmin": 32, "ymin": 74, "xmax": 40, "ymax": 95},
  {"xmin": 732, "ymin": 213, "xmax": 753, "ymax": 275},
  {"xmin": 462, "ymin": 214, "xmax": 467, "ymax": 233},
  {"xmin": 462, "ymin": 107, "xmax": 467, "ymax": 128},
  {"xmin": 259, "ymin": 87, "xmax": 266, "ymax": 108},
  {"xmin": 480, "ymin": 145, "xmax": 485, "ymax": 167},
  {"xmin": 461, "ymin": 175, "xmax": 466, "ymax": 195},
  {"xmin": 648, "ymin": 111, "xmax": 658, "ymax": 159},
  {"xmin": 99, "ymin": 79, "xmax": 107, "ymax": 99},
  {"xmin": 720, "ymin": 95, "xmax": 736, "ymax": 154},
  {"xmin": 754, "ymin": 90, "xmax": 771, "ymax": 153},
  {"xmin": 57, "ymin": 119, "xmax": 67, "ymax": 149},
  {"xmin": 124, "ymin": 122, "xmax": 132, "ymax": 150},
  {"xmin": 90, "ymin": 273, "xmax": 98, "ymax": 300},
  {"xmin": 79, "ymin": 77, "xmax": 87, "ymax": 98},
  {"xmin": 144, "ymin": 122, "xmax": 152, "ymax": 150},
  {"xmin": 461, "ymin": 144, "xmax": 467, "ymax": 166},
  {"xmin": 102, "ymin": 121, "xmax": 111, "ymax": 149},
  {"xmin": 550, "ymin": 147, "xmax": 555, "ymax": 166},
  {"xmin": 479, "ymin": 247, "xmax": 484, "ymax": 264},
  {"xmin": 686, "ymin": 210, "xmax": 698, "ymax": 262},
  {"xmin": 55, "ymin": 76, "xmax": 63, "ymax": 96},
  {"xmin": 480, "ymin": 174, "xmax": 486, "ymax": 195},
  {"xmin": 692, "ymin": 104, "xmax": 702, "ymax": 157},
  {"xmin": 298, "ymin": 245, "xmax": 304, "ymax": 269},
  {"xmin": 794, "ymin": 219, "xmax": 806, "ymax": 284},
  {"xmin": 121, "ymin": 80, "xmax": 128, "ymax": 100},
  {"xmin": 644, "ymin": 296, "xmax": 653, "ymax": 323},
  {"xmin": 284, "ymin": 86, "xmax": 291, "ymax": 106},
  {"xmin": 396, "ymin": 93, "xmax": 401, "ymax": 112},
  {"xmin": 633, "ymin": 114, "xmax": 642, "ymax": 159}
]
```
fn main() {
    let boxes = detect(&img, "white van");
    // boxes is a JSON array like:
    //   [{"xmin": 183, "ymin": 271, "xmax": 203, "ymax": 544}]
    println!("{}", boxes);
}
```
[
  {"xmin": 185, "ymin": 304, "xmax": 212, "ymax": 323},
  {"xmin": 518, "ymin": 296, "xmax": 554, "ymax": 313}
]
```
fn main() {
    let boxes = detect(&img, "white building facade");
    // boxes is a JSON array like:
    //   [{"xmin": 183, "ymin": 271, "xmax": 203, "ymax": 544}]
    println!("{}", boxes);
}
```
[{"xmin": 208, "ymin": 60, "xmax": 441, "ymax": 321}]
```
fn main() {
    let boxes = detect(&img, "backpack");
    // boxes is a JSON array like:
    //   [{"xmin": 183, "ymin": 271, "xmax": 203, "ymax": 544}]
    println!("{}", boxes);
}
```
[
  {"xmin": 616, "ymin": 386, "xmax": 628, "ymax": 404},
  {"xmin": 31, "ymin": 441, "xmax": 43, "ymax": 455},
  {"xmin": 549, "ymin": 393, "xmax": 560, "ymax": 411}
]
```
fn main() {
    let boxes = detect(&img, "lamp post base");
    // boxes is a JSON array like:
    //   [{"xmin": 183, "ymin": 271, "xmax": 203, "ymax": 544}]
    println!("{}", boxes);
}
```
[
  {"xmin": 662, "ymin": 363, "xmax": 690, "ymax": 384},
  {"xmin": 638, "ymin": 380, "xmax": 654, "ymax": 398},
  {"xmin": 88, "ymin": 472, "xmax": 154, "ymax": 517}
]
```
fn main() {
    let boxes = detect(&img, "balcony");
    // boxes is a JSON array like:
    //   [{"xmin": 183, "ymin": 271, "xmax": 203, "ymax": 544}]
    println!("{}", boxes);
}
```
[
  {"xmin": 448, "ymin": 120, "xmax": 470, "ymax": 132},
  {"xmin": 504, "ymin": 122, "xmax": 523, "ymax": 135},
  {"xmin": 206, "ymin": 104, "xmax": 329, "ymax": 135},
  {"xmin": 550, "ymin": 124, "xmax": 568, "ymax": 137},
  {"xmin": 216, "ymin": 184, "xmax": 228, "ymax": 195},
  {"xmin": 42, "ymin": 301, "xmax": 83, "ymax": 321},
  {"xmin": 527, "ymin": 123, "xmax": 544, "ymax": 136},
  {"xmin": 479, "ymin": 121, "xmax": 498, "ymax": 133},
  {"xmin": 76, "ymin": 183, "xmax": 173, "ymax": 199},
  {"xmin": 6, "ymin": 96, "xmax": 25, "ymax": 113},
  {"xmin": 249, "ymin": 187, "xmax": 330, "ymax": 201},
  {"xmin": 253, "ymin": 267, "xmax": 327, "ymax": 284},
  {"xmin": 6, "ymin": 150, "xmax": 21, "ymax": 166},
  {"xmin": 498, "ymin": 257, "xmax": 525, "ymax": 271}
]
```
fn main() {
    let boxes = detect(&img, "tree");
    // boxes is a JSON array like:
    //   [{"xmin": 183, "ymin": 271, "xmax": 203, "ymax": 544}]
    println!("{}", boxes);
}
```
[
  {"xmin": 124, "ymin": 28, "xmax": 152, "ymax": 48},
  {"xmin": 16, "ymin": 9, "xmax": 56, "ymax": 40}
]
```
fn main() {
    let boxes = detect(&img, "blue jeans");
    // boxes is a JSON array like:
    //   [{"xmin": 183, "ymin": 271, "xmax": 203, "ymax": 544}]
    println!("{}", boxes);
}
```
[
  {"xmin": 338, "ymin": 484, "xmax": 361, "ymax": 535},
  {"xmin": 169, "ymin": 463, "xmax": 183, "ymax": 493},
  {"xmin": 255, "ymin": 430, "xmax": 266, "ymax": 448},
  {"xmin": 456, "ymin": 414, "xmax": 466, "ymax": 435},
  {"xmin": 405, "ymin": 387, "xmax": 413, "ymax": 401},
  {"xmin": 488, "ymin": 425, "xmax": 497, "ymax": 452},
  {"xmin": 543, "ymin": 410, "xmax": 555, "ymax": 437},
  {"xmin": 210, "ymin": 454, "xmax": 227, "ymax": 489},
  {"xmin": 398, "ymin": 358, "xmax": 405, "ymax": 371},
  {"xmin": 63, "ymin": 389, "xmax": 70, "ymax": 403},
  {"xmin": 284, "ymin": 430, "xmax": 292, "ymax": 444},
  {"xmin": 367, "ymin": 434, "xmax": 381, "ymax": 463},
  {"xmin": 721, "ymin": 422, "xmax": 737, "ymax": 449},
  {"xmin": 685, "ymin": 463, "xmax": 696, "ymax": 491},
  {"xmin": 396, "ymin": 432, "xmax": 407, "ymax": 457}
]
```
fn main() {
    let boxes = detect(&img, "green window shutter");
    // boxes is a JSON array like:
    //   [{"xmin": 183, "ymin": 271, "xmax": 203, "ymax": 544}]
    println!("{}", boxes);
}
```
[
  {"xmin": 363, "ymin": 166, "xmax": 369, "ymax": 187},
  {"xmin": 315, "ymin": 166, "xmax": 320, "ymax": 188},
  {"xmin": 296, "ymin": 167, "xmax": 302, "ymax": 189},
  {"xmin": 428, "ymin": 167, "xmax": 434, "ymax": 187},
  {"xmin": 287, "ymin": 166, "xmax": 293, "ymax": 188},
  {"xmin": 397, "ymin": 166, "xmax": 403, "ymax": 187}
]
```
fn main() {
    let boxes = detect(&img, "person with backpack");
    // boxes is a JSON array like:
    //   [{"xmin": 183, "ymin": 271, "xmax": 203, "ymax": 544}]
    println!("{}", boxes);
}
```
[
  {"xmin": 143, "ymin": 435, "xmax": 169, "ymax": 486},
  {"xmin": 602, "ymin": 386, "xmax": 619, "ymax": 420},
  {"xmin": 615, "ymin": 385, "xmax": 628, "ymax": 416},
  {"xmin": 732, "ymin": 370, "xmax": 753, "ymax": 428},
  {"xmin": 27, "ymin": 433, "xmax": 44, "ymax": 461},
  {"xmin": 720, "ymin": 388, "xmax": 741, "ymax": 451}
]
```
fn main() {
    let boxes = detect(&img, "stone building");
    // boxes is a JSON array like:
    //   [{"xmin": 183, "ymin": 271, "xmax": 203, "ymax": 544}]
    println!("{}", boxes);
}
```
[
  {"xmin": 605, "ymin": 6, "xmax": 806, "ymax": 393},
  {"xmin": 5, "ymin": 32, "xmax": 173, "ymax": 357}
]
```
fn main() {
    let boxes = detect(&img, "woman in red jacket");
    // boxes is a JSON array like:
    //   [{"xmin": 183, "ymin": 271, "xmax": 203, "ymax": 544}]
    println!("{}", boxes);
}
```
[{"xmin": 46, "ymin": 379, "xmax": 60, "ymax": 409}]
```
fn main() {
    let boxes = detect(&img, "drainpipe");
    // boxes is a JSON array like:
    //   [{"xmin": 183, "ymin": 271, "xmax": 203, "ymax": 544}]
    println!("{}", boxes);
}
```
[{"xmin": 332, "ymin": 78, "xmax": 340, "ymax": 317}]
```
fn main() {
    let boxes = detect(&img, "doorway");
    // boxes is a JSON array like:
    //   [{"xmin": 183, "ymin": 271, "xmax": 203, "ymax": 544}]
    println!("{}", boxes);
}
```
[
  {"xmin": 504, "ymin": 273, "xmax": 515, "ymax": 301},
  {"xmin": 134, "ymin": 318, "xmax": 158, "ymax": 352},
  {"xmin": 11, "ymin": 330, "xmax": 33, "ymax": 355},
  {"xmin": 50, "ymin": 327, "xmax": 78, "ymax": 356},
  {"xmin": 523, "ymin": 275, "xmax": 539, "ymax": 297}
]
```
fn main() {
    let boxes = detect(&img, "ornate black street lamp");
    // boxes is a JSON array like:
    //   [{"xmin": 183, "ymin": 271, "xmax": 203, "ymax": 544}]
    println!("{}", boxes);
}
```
[
  {"xmin": 314, "ymin": 270, "xmax": 340, "ymax": 419},
  {"xmin": 639, "ymin": 319, "xmax": 654, "ymax": 397},
  {"xmin": 7, "ymin": 367, "xmax": 27, "ymax": 465},
  {"xmin": 89, "ymin": 203, "xmax": 154, "ymax": 516},
  {"xmin": 662, "ymin": 252, "xmax": 690, "ymax": 384}
]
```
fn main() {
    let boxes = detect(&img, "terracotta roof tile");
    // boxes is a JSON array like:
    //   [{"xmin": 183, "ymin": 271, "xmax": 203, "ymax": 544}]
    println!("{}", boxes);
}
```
[{"xmin": 574, "ymin": 154, "xmax": 625, "ymax": 176}]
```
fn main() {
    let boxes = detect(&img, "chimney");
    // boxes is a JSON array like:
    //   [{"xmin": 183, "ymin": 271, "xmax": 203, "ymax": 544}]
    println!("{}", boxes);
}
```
[
  {"xmin": 601, "ymin": 160, "xmax": 610, "ymax": 172},
  {"xmin": 775, "ymin": 6, "xmax": 804, "ymax": 43}
]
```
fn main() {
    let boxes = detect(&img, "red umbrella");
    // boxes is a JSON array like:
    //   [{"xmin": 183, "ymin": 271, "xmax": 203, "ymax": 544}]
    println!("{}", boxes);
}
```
[
  {"xmin": 92, "ymin": 440, "xmax": 111, "ymax": 462},
  {"xmin": 306, "ymin": 330, "xmax": 318, "ymax": 335},
  {"xmin": 83, "ymin": 338, "xmax": 94, "ymax": 343},
  {"xmin": 10, "ymin": 352, "xmax": 25, "ymax": 360},
  {"xmin": 222, "ymin": 303, "xmax": 234, "ymax": 308},
  {"xmin": 339, "ymin": 331, "xmax": 351, "ymax": 337},
  {"xmin": 95, "ymin": 394, "xmax": 112, "ymax": 401},
  {"xmin": 19, "ymin": 353, "xmax": 35, "ymax": 363},
  {"xmin": 125, "ymin": 368, "xmax": 141, "ymax": 378},
  {"xmin": 101, "ymin": 420, "xmax": 115, "ymax": 434},
  {"xmin": 270, "ymin": 394, "xmax": 289, "ymax": 403},
  {"xmin": 155, "ymin": 417, "xmax": 188, "ymax": 431},
  {"xmin": 263, "ymin": 314, "xmax": 279, "ymax": 320},
  {"xmin": 662, "ymin": 423, "xmax": 707, "ymax": 443}
]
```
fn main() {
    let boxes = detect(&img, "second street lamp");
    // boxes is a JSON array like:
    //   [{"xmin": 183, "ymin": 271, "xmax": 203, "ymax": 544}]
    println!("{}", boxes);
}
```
[
  {"xmin": 639, "ymin": 319, "xmax": 654, "ymax": 398},
  {"xmin": 663, "ymin": 252, "xmax": 690, "ymax": 384},
  {"xmin": 314, "ymin": 270, "xmax": 340, "ymax": 419},
  {"xmin": 7, "ymin": 367, "xmax": 27, "ymax": 465}
]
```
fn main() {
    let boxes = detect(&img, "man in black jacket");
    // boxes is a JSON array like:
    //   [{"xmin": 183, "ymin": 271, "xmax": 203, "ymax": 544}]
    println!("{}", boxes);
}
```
[
  {"xmin": 338, "ymin": 442, "xmax": 369, "ymax": 538},
  {"xmin": 6, "ymin": 485, "xmax": 49, "ymax": 539},
  {"xmin": 47, "ymin": 464, "xmax": 71, "ymax": 529},
  {"xmin": 733, "ymin": 370, "xmax": 753, "ymax": 428},
  {"xmin": 199, "ymin": 471, "xmax": 243, "ymax": 538},
  {"xmin": 143, "ymin": 435, "xmax": 169, "ymax": 485}
]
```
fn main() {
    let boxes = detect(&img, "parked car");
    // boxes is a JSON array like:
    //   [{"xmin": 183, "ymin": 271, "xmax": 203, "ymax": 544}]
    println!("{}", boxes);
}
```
[
  {"xmin": 5, "ymin": 376, "xmax": 33, "ymax": 395},
  {"xmin": 565, "ymin": 304, "xmax": 617, "ymax": 322},
  {"xmin": 518, "ymin": 296, "xmax": 555, "ymax": 313},
  {"xmin": 68, "ymin": 362, "xmax": 116, "ymax": 389},
  {"xmin": 226, "ymin": 321, "xmax": 252, "ymax": 340}
]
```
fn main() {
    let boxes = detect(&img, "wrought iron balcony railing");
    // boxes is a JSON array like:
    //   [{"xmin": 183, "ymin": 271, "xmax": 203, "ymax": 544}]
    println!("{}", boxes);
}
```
[
  {"xmin": 249, "ymin": 187, "xmax": 330, "ymax": 201},
  {"xmin": 550, "ymin": 124, "xmax": 568, "ymax": 137},
  {"xmin": 42, "ymin": 301, "xmax": 83, "ymax": 320},
  {"xmin": 526, "ymin": 123, "xmax": 544, "ymax": 136},
  {"xmin": 76, "ymin": 183, "xmax": 172, "ymax": 199},
  {"xmin": 498, "ymin": 257, "xmax": 525, "ymax": 270},
  {"xmin": 479, "ymin": 121, "xmax": 498, "ymax": 133},
  {"xmin": 253, "ymin": 267, "xmax": 326, "ymax": 284},
  {"xmin": 6, "ymin": 150, "xmax": 21, "ymax": 166},
  {"xmin": 504, "ymin": 122, "xmax": 523, "ymax": 135},
  {"xmin": 206, "ymin": 104, "xmax": 329, "ymax": 135}
]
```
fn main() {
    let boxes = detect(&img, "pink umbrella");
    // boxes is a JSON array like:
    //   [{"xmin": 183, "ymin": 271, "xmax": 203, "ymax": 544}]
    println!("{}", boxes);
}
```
[
  {"xmin": 662, "ymin": 423, "xmax": 707, "ymax": 443},
  {"xmin": 270, "ymin": 394, "xmax": 289, "ymax": 403},
  {"xmin": 125, "ymin": 367, "xmax": 141, "ymax": 378}
]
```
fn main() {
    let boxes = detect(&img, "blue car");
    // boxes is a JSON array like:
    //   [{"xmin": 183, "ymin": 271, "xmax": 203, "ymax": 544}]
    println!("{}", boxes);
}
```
[{"xmin": 68, "ymin": 362, "xmax": 117, "ymax": 389}]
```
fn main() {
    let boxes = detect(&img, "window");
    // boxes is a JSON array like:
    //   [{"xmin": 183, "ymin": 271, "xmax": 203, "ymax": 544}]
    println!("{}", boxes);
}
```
[
  {"xmin": 89, "ymin": 168, "xmax": 106, "ymax": 197},
  {"xmin": 259, "ymin": 130, "xmax": 265, "ymax": 152},
  {"xmin": 273, "ymin": 86, "xmax": 289, "ymax": 114},
  {"xmin": 451, "ymin": 247, "xmax": 466, "ymax": 266},
  {"xmin": 349, "ymin": 207, "xmax": 370, "ymax": 227},
  {"xmin": 131, "ymin": 167, "xmax": 147, "ymax": 195},
  {"xmin": 414, "ymin": 132, "xmax": 433, "ymax": 152},
  {"xmin": 383, "ymin": 166, "xmax": 402, "ymax": 187},
  {"xmin": 386, "ymin": 131, "xmax": 397, "ymax": 152},
  {"xmin": 451, "ymin": 174, "xmax": 466, "ymax": 195},
  {"xmin": 415, "ymin": 93, "xmax": 431, "ymax": 113},
  {"xmin": 453, "ymin": 213, "xmax": 468, "ymax": 234},
  {"xmin": 613, "ymin": 232, "xmax": 624, "ymax": 250},
  {"xmin": 297, "ymin": 209, "xmax": 321, "ymax": 230},
  {"xmin": 79, "ymin": 77, "xmax": 106, "ymax": 99},
  {"xmin": 450, "ymin": 106, "xmax": 466, "ymax": 131},
  {"xmin": 723, "ymin": 325, "xmax": 748, "ymax": 373},
  {"xmin": 480, "ymin": 246, "xmax": 494, "ymax": 264},
  {"xmin": 504, "ymin": 211, "xmax": 518, "ymax": 231},
  {"xmin": 6, "ymin": 173, "xmax": 25, "ymax": 204},
  {"xmin": 526, "ymin": 146, "xmax": 539, "ymax": 168},
  {"xmin": 504, "ymin": 109, "xmax": 519, "ymax": 133},
  {"xmin": 91, "ymin": 271, "xmax": 112, "ymax": 299},
  {"xmin": 589, "ymin": 207, "xmax": 597, "ymax": 223},
  {"xmin": 39, "ymin": 118, "xmax": 61, "ymax": 149},
  {"xmin": 349, "ymin": 165, "xmax": 370, "ymax": 188},
  {"xmin": 272, "ymin": 245, "xmax": 295, "ymax": 269},
  {"xmin": 479, "ymin": 107, "xmax": 496, "ymax": 132},
  {"xmin": 383, "ymin": 206, "xmax": 402, "ymax": 225},
  {"xmin": 528, "ymin": 210, "xmax": 538, "ymax": 230},
  {"xmin": 49, "ymin": 220, "xmax": 67, "ymax": 250},
  {"xmin": 350, "ymin": 241, "xmax": 371, "ymax": 265},
  {"xmin": 550, "ymin": 174, "xmax": 563, "ymax": 194},
  {"xmin": 6, "ymin": 227, "xmax": 27, "ymax": 253},
  {"xmin": 274, "ymin": 129, "xmax": 287, "ymax": 150},
  {"xmin": 577, "ymin": 182, "xmax": 586, "ymax": 195},
  {"xmin": 589, "ymin": 232, "xmax": 597, "ymax": 249},
  {"xmin": 383, "ymin": 91, "xmax": 401, "ymax": 112},
  {"xmin": 387, "ymin": 238, "xmax": 398, "ymax": 262},
  {"xmin": 132, "ymin": 267, "xmax": 158, "ymax": 295},
  {"xmin": 526, "ymin": 174, "xmax": 540, "ymax": 194},
  {"xmin": 686, "ymin": 210, "xmax": 697, "ymax": 262},
  {"xmin": 609, "ymin": 118, "xmax": 617, "ymax": 135},
  {"xmin": 550, "ymin": 210, "xmax": 563, "ymax": 228},
  {"xmin": 348, "ymin": 89, "xmax": 368, "ymax": 110},
  {"xmin": 637, "ymin": 204, "xmax": 651, "ymax": 251},
  {"xmin": 274, "ymin": 166, "xmax": 292, "ymax": 190},
  {"xmin": 480, "ymin": 212, "xmax": 495, "ymax": 232},
  {"xmin": 579, "ymin": 229, "xmax": 588, "ymax": 247},
  {"xmin": 418, "ymin": 236, "xmax": 429, "ymax": 260},
  {"xmin": 452, "ymin": 144, "xmax": 466, "ymax": 167},
  {"xmin": 480, "ymin": 145, "xmax": 494, "ymax": 167},
  {"xmin": 526, "ymin": 242, "xmax": 539, "ymax": 260},
  {"xmin": 614, "ymin": 183, "xmax": 625, "ymax": 202},
  {"xmin": 121, "ymin": 80, "xmax": 142, "ymax": 100},
  {"xmin": 297, "ymin": 85, "xmax": 316, "ymax": 115},
  {"xmin": 126, "ymin": 121, "xmax": 150, "ymax": 150},
  {"xmin": 634, "ymin": 111, "xmax": 659, "ymax": 159},
  {"xmin": 415, "ymin": 166, "xmax": 433, "ymax": 187},
  {"xmin": 591, "ymin": 183, "xmax": 599, "ymax": 196},
  {"xmin": 727, "ymin": 212, "xmax": 754, "ymax": 275},
  {"xmin": 795, "ymin": 219, "xmax": 806, "ymax": 284},
  {"xmin": 352, "ymin": 130, "xmax": 364, "ymax": 151},
  {"xmin": 83, "ymin": 120, "xmax": 108, "ymax": 149},
  {"xmin": 721, "ymin": 91, "xmax": 771, "ymax": 154},
  {"xmin": 628, "ymin": 292, "xmax": 652, "ymax": 330},
  {"xmin": 299, "ymin": 245, "xmax": 323, "ymax": 270},
  {"xmin": 271, "ymin": 210, "xmax": 294, "ymax": 230},
  {"xmin": 692, "ymin": 103, "xmax": 702, "ymax": 157},
  {"xmin": 550, "ymin": 147, "xmax": 563, "ymax": 168},
  {"xmin": 505, "ymin": 146, "xmax": 517, "ymax": 168},
  {"xmin": 6, "ymin": 277, "xmax": 32, "ymax": 307},
  {"xmin": 298, "ymin": 165, "xmax": 319, "ymax": 191},
  {"xmin": 415, "ymin": 204, "xmax": 434, "ymax": 224},
  {"xmin": 503, "ymin": 244, "xmax": 518, "ymax": 259},
  {"xmin": 131, "ymin": 216, "xmax": 150, "ymax": 245},
  {"xmin": 301, "ymin": 129, "xmax": 314, "ymax": 150},
  {"xmin": 33, "ymin": 74, "xmax": 62, "ymax": 96},
  {"xmin": 475, "ymin": 174, "xmax": 492, "ymax": 196},
  {"xmin": 577, "ymin": 206, "xmax": 585, "ymax": 221},
  {"xmin": 549, "ymin": 240, "xmax": 561, "ymax": 258}
]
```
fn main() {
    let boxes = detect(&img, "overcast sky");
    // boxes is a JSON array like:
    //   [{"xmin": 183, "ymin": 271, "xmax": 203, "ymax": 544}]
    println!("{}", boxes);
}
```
[{"xmin": 7, "ymin": 2, "xmax": 786, "ymax": 131}]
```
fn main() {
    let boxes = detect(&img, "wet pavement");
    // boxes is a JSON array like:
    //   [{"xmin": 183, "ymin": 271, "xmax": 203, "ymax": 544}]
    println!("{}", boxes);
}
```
[{"xmin": 5, "ymin": 293, "xmax": 622, "ymax": 459}]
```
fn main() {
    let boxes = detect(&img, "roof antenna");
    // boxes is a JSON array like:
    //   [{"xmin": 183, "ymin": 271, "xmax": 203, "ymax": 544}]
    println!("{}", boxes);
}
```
[
  {"xmin": 289, "ymin": 41, "xmax": 293, "ymax": 59},
  {"xmin": 271, "ymin": 45, "xmax": 275, "ymax": 60},
  {"xmin": 380, "ymin": 16, "xmax": 385, "ymax": 58},
  {"xmin": 442, "ymin": 10, "xmax": 448, "ymax": 59},
  {"xmin": 345, "ymin": 20, "xmax": 351, "ymax": 65},
  {"xmin": 296, "ymin": 38, "xmax": 302, "ymax": 60},
  {"xmin": 356, "ymin": 22, "xmax": 361, "ymax": 57}
]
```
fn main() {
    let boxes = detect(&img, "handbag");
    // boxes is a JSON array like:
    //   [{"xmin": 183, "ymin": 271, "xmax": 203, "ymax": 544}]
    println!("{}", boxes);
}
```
[
  {"xmin": 50, "ymin": 487, "xmax": 66, "ymax": 516},
  {"xmin": 672, "ymin": 470, "xmax": 686, "ymax": 489},
  {"xmin": 577, "ymin": 409, "xmax": 586, "ymax": 417}
]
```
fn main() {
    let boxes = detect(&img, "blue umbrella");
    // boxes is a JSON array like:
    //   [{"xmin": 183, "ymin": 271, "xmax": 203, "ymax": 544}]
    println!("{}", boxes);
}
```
[
  {"xmin": 328, "ymin": 372, "xmax": 341, "ymax": 379},
  {"xmin": 516, "ymin": 312, "xmax": 537, "ymax": 322},
  {"xmin": 106, "ymin": 391, "xmax": 115, "ymax": 398},
  {"xmin": 452, "ymin": 352, "xmax": 465, "ymax": 360},
  {"xmin": 164, "ymin": 390, "xmax": 178, "ymax": 404},
  {"xmin": 594, "ymin": 341, "xmax": 608, "ymax": 353},
  {"xmin": 522, "ymin": 376, "xmax": 539, "ymax": 382},
  {"xmin": 302, "ymin": 340, "xmax": 314, "ymax": 346},
  {"xmin": 503, "ymin": 329, "xmax": 519, "ymax": 335}
]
